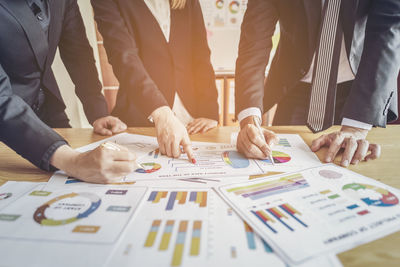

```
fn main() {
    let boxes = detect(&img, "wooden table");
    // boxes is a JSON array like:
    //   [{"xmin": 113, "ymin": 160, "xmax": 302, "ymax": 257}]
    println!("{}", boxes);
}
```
[{"xmin": 0, "ymin": 126, "xmax": 399, "ymax": 266}]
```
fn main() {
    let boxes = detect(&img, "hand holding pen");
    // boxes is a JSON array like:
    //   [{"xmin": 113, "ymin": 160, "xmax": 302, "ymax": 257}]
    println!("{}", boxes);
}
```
[{"xmin": 236, "ymin": 115, "xmax": 279, "ymax": 161}]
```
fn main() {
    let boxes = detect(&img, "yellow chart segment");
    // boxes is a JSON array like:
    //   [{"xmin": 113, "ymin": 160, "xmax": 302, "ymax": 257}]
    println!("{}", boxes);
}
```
[{"xmin": 144, "ymin": 220, "xmax": 161, "ymax": 247}]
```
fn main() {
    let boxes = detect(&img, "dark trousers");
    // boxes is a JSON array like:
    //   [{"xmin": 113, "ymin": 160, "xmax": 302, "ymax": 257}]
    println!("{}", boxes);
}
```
[{"xmin": 273, "ymin": 81, "xmax": 352, "ymax": 125}]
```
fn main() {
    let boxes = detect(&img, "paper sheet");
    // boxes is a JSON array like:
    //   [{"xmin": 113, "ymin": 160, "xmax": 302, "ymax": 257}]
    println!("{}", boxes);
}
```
[
  {"xmin": 0, "ymin": 181, "xmax": 40, "ymax": 211},
  {"xmin": 232, "ymin": 133, "xmax": 322, "ymax": 172},
  {"xmin": 0, "ymin": 184, "xmax": 147, "ymax": 244},
  {"xmin": 217, "ymin": 164, "xmax": 400, "ymax": 264}
]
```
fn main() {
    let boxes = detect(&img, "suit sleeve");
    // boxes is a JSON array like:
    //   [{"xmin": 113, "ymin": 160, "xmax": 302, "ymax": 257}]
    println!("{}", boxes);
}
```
[
  {"xmin": 0, "ymin": 63, "xmax": 67, "ymax": 171},
  {"xmin": 58, "ymin": 0, "xmax": 109, "ymax": 124},
  {"xmin": 342, "ymin": 0, "xmax": 400, "ymax": 127},
  {"xmin": 91, "ymin": 0, "xmax": 169, "ymax": 117},
  {"xmin": 190, "ymin": 0, "xmax": 219, "ymax": 121},
  {"xmin": 235, "ymin": 0, "xmax": 279, "ymax": 116}
]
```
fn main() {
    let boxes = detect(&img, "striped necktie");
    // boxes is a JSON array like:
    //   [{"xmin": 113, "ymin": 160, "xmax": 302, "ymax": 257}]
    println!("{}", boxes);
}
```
[{"xmin": 306, "ymin": 0, "xmax": 343, "ymax": 133}]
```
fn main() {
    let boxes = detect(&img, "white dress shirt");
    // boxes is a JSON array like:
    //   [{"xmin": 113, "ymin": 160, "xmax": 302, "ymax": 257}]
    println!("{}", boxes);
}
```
[
  {"xmin": 144, "ymin": 0, "xmax": 194, "ymax": 126},
  {"xmin": 238, "ymin": 2, "xmax": 372, "ymax": 130}
]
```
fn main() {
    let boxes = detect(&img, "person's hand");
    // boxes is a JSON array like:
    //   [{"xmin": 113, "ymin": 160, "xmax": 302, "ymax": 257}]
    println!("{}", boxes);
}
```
[
  {"xmin": 237, "ymin": 115, "xmax": 279, "ymax": 159},
  {"xmin": 50, "ymin": 143, "xmax": 136, "ymax": 184},
  {"xmin": 93, "ymin": 116, "xmax": 127, "ymax": 136},
  {"xmin": 187, "ymin": 118, "xmax": 218, "ymax": 134},
  {"xmin": 311, "ymin": 125, "xmax": 381, "ymax": 167},
  {"xmin": 151, "ymin": 106, "xmax": 195, "ymax": 162}
]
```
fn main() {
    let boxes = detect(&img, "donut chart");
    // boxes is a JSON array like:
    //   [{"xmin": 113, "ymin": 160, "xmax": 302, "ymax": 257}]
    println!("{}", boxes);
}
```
[
  {"xmin": 229, "ymin": 1, "xmax": 240, "ymax": 14},
  {"xmin": 0, "ymin": 193, "xmax": 12, "ymax": 200},
  {"xmin": 33, "ymin": 192, "xmax": 101, "ymax": 226},
  {"xmin": 223, "ymin": 151, "xmax": 250, "ymax": 169},
  {"xmin": 261, "ymin": 151, "xmax": 291, "ymax": 164},
  {"xmin": 135, "ymin": 163, "xmax": 162, "ymax": 174},
  {"xmin": 216, "ymin": 0, "xmax": 224, "ymax": 9},
  {"xmin": 343, "ymin": 183, "xmax": 399, "ymax": 207}
]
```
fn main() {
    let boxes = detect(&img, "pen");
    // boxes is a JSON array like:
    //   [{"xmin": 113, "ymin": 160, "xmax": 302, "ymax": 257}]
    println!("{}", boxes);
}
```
[
  {"xmin": 252, "ymin": 116, "xmax": 275, "ymax": 165},
  {"xmin": 100, "ymin": 142, "xmax": 144, "ymax": 170}
]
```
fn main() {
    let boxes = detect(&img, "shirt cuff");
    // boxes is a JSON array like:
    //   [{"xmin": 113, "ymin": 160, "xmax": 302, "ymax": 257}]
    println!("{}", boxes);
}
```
[
  {"xmin": 341, "ymin": 118, "xmax": 372, "ymax": 130},
  {"xmin": 40, "ymin": 140, "xmax": 68, "ymax": 172},
  {"xmin": 238, "ymin": 107, "xmax": 262, "ymax": 123}
]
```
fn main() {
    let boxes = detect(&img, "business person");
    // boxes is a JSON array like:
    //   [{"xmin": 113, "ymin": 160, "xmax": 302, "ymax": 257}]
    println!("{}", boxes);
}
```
[
  {"xmin": 0, "ymin": 0, "xmax": 133, "ymax": 183},
  {"xmin": 92, "ymin": 0, "xmax": 219, "ymax": 160},
  {"xmin": 236, "ymin": 0, "xmax": 400, "ymax": 166}
]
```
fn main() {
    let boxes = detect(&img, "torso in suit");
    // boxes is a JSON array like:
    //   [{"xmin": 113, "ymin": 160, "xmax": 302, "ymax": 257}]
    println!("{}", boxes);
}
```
[
  {"xmin": 92, "ymin": 0, "xmax": 219, "ymax": 126},
  {"xmin": 235, "ymin": 0, "xmax": 400, "ymax": 127},
  {"xmin": 0, "ymin": 0, "xmax": 108, "ymax": 170}
]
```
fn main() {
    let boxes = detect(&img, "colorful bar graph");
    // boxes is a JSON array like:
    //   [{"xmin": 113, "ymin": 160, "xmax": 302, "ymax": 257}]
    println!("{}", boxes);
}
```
[
  {"xmin": 154, "ymin": 149, "xmax": 160, "ymax": 159},
  {"xmin": 278, "ymin": 138, "xmax": 291, "ymax": 147},
  {"xmin": 144, "ymin": 220, "xmax": 161, "ymax": 247},
  {"xmin": 227, "ymin": 174, "xmax": 309, "ymax": 200},
  {"xmin": 267, "ymin": 207, "xmax": 293, "ymax": 231},
  {"xmin": 159, "ymin": 220, "xmax": 174, "ymax": 250},
  {"xmin": 251, "ymin": 210, "xmax": 277, "ymax": 233},
  {"xmin": 244, "ymin": 222, "xmax": 256, "ymax": 249},
  {"xmin": 280, "ymin": 203, "xmax": 308, "ymax": 228},
  {"xmin": 171, "ymin": 221, "xmax": 188, "ymax": 266},
  {"xmin": 190, "ymin": 221, "xmax": 202, "ymax": 256},
  {"xmin": 189, "ymin": 192, "xmax": 208, "ymax": 208}
]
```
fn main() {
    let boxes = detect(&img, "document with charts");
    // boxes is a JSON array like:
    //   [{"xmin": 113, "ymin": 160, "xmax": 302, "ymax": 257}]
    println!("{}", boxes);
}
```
[
  {"xmin": 217, "ymin": 164, "xmax": 400, "ymax": 265},
  {"xmin": 0, "ymin": 184, "xmax": 146, "ymax": 243},
  {"xmin": 0, "ymin": 182, "xmax": 40, "ymax": 211}
]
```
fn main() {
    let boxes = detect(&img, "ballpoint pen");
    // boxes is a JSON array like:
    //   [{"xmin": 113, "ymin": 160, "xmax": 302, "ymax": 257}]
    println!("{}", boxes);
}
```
[
  {"xmin": 100, "ymin": 142, "xmax": 144, "ymax": 170},
  {"xmin": 252, "ymin": 116, "xmax": 275, "ymax": 165}
]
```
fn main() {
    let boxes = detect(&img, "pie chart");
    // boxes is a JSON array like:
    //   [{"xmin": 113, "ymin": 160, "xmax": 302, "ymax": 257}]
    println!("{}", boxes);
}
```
[
  {"xmin": 223, "ymin": 151, "xmax": 250, "ymax": 168},
  {"xmin": 343, "ymin": 183, "xmax": 399, "ymax": 207},
  {"xmin": 135, "ymin": 163, "xmax": 161, "ymax": 174},
  {"xmin": 261, "ymin": 151, "xmax": 291, "ymax": 164}
]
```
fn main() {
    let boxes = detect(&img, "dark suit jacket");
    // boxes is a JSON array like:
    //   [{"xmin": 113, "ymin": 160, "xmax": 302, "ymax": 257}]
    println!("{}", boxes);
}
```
[
  {"xmin": 92, "ymin": 0, "xmax": 218, "ymax": 126},
  {"xmin": 235, "ymin": 0, "xmax": 400, "ymax": 127},
  {"xmin": 0, "ymin": 0, "xmax": 108, "ymax": 170}
]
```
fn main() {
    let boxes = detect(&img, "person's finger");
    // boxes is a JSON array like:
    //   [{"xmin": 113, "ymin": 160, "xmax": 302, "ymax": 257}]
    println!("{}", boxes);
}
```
[
  {"xmin": 311, "ymin": 134, "xmax": 329, "ymax": 152},
  {"xmin": 240, "ymin": 127, "xmax": 268, "ymax": 159},
  {"xmin": 165, "ymin": 138, "xmax": 173, "ymax": 157},
  {"xmin": 108, "ymin": 161, "xmax": 135, "ymax": 176},
  {"xmin": 365, "ymin": 144, "xmax": 381, "ymax": 161},
  {"xmin": 340, "ymin": 137, "xmax": 358, "ymax": 167},
  {"xmin": 200, "ymin": 124, "xmax": 214, "ymax": 133},
  {"xmin": 158, "ymin": 137, "xmax": 167, "ymax": 155},
  {"xmin": 95, "ymin": 127, "xmax": 113, "ymax": 136},
  {"xmin": 171, "ymin": 139, "xmax": 181, "ymax": 158},
  {"xmin": 263, "ymin": 129, "xmax": 279, "ymax": 146},
  {"xmin": 325, "ymin": 133, "xmax": 345, "ymax": 163},
  {"xmin": 186, "ymin": 119, "xmax": 199, "ymax": 129},
  {"xmin": 111, "ymin": 119, "xmax": 127, "ymax": 133},
  {"xmin": 351, "ymin": 139, "xmax": 369, "ymax": 164},
  {"xmin": 246, "ymin": 125, "xmax": 270, "ymax": 157},
  {"xmin": 181, "ymin": 135, "xmax": 195, "ymax": 163},
  {"xmin": 189, "ymin": 121, "xmax": 206, "ymax": 135}
]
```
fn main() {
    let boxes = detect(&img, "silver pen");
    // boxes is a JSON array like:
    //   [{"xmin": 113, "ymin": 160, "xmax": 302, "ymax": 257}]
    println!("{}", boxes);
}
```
[
  {"xmin": 252, "ymin": 117, "xmax": 275, "ymax": 165},
  {"xmin": 100, "ymin": 142, "xmax": 144, "ymax": 170}
]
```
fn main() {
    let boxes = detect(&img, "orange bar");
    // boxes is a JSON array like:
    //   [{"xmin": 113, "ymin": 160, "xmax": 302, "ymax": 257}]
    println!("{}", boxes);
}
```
[
  {"xmin": 200, "ymin": 192, "xmax": 207, "ymax": 207},
  {"xmin": 179, "ymin": 192, "xmax": 187, "ymax": 204}
]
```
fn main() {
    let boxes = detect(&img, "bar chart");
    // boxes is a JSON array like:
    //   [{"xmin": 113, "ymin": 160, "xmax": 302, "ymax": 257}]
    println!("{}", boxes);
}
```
[{"xmin": 147, "ymin": 191, "xmax": 208, "ymax": 211}]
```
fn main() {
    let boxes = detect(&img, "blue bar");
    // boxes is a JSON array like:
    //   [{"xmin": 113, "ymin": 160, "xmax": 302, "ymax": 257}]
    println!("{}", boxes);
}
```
[
  {"xmin": 347, "ymin": 204, "xmax": 359, "ymax": 210},
  {"xmin": 267, "ymin": 209, "xmax": 294, "ymax": 231},
  {"xmin": 251, "ymin": 211, "xmax": 277, "ymax": 234},
  {"xmin": 246, "ymin": 231, "xmax": 256, "ymax": 250},
  {"xmin": 166, "ymin": 192, "xmax": 177, "ymax": 210},
  {"xmin": 280, "ymin": 205, "xmax": 308, "ymax": 228},
  {"xmin": 261, "ymin": 239, "xmax": 273, "ymax": 253},
  {"xmin": 189, "ymin": 192, "xmax": 197, "ymax": 202},
  {"xmin": 148, "ymin": 191, "xmax": 158, "ymax": 201}
]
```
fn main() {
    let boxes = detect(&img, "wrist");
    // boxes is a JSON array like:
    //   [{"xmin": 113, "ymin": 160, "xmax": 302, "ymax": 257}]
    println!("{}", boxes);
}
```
[
  {"xmin": 50, "ymin": 145, "xmax": 80, "ymax": 172},
  {"xmin": 341, "ymin": 125, "xmax": 369, "ymax": 138},
  {"xmin": 240, "ymin": 115, "xmax": 258, "ymax": 129},
  {"xmin": 151, "ymin": 106, "xmax": 174, "ymax": 125}
]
